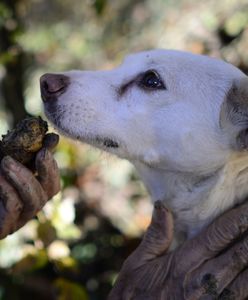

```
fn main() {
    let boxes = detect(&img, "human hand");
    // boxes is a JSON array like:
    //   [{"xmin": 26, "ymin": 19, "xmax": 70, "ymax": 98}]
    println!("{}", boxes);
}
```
[
  {"xmin": 109, "ymin": 201, "xmax": 248, "ymax": 300},
  {"xmin": 0, "ymin": 135, "xmax": 60, "ymax": 239}
]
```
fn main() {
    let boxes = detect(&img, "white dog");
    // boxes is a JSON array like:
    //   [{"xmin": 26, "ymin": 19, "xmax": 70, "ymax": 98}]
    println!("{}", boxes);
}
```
[{"xmin": 40, "ymin": 49, "xmax": 248, "ymax": 244}]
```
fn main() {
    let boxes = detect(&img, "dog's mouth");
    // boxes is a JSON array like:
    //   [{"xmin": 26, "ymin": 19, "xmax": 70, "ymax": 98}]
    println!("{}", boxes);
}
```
[
  {"xmin": 95, "ymin": 137, "xmax": 119, "ymax": 148},
  {"xmin": 81, "ymin": 135, "xmax": 120, "ymax": 150},
  {"xmin": 44, "ymin": 107, "xmax": 120, "ymax": 150}
]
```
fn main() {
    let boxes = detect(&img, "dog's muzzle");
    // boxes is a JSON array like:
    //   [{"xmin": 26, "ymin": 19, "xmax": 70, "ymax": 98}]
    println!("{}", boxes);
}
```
[{"xmin": 40, "ymin": 73, "xmax": 70, "ymax": 102}]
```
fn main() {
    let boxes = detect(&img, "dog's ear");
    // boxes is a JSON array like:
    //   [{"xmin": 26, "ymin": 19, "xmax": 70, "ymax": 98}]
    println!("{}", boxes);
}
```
[{"xmin": 220, "ymin": 77, "xmax": 248, "ymax": 150}]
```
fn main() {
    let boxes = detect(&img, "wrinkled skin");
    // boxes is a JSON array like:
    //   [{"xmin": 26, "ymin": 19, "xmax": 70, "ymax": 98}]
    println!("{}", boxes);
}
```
[
  {"xmin": 109, "ymin": 201, "xmax": 248, "ymax": 300},
  {"xmin": 0, "ymin": 147, "xmax": 60, "ymax": 239}
]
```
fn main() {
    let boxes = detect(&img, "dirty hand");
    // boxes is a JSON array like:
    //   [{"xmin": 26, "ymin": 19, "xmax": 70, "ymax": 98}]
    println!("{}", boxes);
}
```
[
  {"xmin": 109, "ymin": 201, "xmax": 248, "ymax": 300},
  {"xmin": 0, "ymin": 138, "xmax": 60, "ymax": 239}
]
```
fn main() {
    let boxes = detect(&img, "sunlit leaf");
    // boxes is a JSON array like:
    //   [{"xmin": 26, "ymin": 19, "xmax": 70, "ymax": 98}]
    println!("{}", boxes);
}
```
[
  {"xmin": 55, "ymin": 278, "xmax": 88, "ymax": 300},
  {"xmin": 48, "ymin": 240, "xmax": 70, "ymax": 259},
  {"xmin": 225, "ymin": 12, "xmax": 248, "ymax": 36},
  {"xmin": 53, "ymin": 256, "xmax": 79, "ymax": 274},
  {"xmin": 11, "ymin": 250, "xmax": 48, "ymax": 275},
  {"xmin": 37, "ymin": 220, "xmax": 57, "ymax": 247}
]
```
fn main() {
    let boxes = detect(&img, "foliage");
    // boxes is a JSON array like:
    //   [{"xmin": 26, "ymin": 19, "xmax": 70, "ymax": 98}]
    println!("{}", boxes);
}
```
[{"xmin": 0, "ymin": 0, "xmax": 248, "ymax": 299}]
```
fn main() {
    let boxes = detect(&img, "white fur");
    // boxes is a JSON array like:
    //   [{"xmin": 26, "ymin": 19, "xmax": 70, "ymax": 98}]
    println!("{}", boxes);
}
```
[{"xmin": 43, "ymin": 49, "xmax": 248, "ymax": 243}]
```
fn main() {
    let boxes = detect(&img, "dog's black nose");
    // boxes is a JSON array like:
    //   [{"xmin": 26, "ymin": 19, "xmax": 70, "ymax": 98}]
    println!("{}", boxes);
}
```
[{"xmin": 40, "ymin": 73, "xmax": 70, "ymax": 102}]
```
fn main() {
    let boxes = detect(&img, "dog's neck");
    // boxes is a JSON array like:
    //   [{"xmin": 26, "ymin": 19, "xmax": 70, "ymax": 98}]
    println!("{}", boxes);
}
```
[{"xmin": 133, "ymin": 152, "xmax": 248, "ymax": 241}]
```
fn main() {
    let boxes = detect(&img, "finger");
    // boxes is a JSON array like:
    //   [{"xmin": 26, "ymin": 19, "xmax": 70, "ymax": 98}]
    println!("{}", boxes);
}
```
[
  {"xmin": 0, "ymin": 173, "xmax": 23, "ymax": 238},
  {"xmin": 124, "ymin": 200, "xmax": 173, "ymax": 268},
  {"xmin": 184, "ymin": 235, "xmax": 248, "ymax": 299},
  {"xmin": 42, "ymin": 133, "xmax": 59, "ymax": 150},
  {"xmin": 132, "ymin": 289, "xmax": 164, "ymax": 300},
  {"xmin": 176, "ymin": 201, "xmax": 248, "ymax": 274},
  {"xmin": 110, "ymin": 258, "xmax": 171, "ymax": 300},
  {"xmin": 109, "ymin": 202, "xmax": 173, "ymax": 300},
  {"xmin": 109, "ymin": 278, "xmax": 139, "ymax": 300},
  {"xmin": 122, "ymin": 285, "xmax": 134, "ymax": 300},
  {"xmin": 1, "ymin": 156, "xmax": 47, "ymax": 221},
  {"xmin": 108, "ymin": 276, "xmax": 133, "ymax": 300},
  {"xmin": 135, "ymin": 200, "xmax": 173, "ymax": 261},
  {"xmin": 0, "ymin": 200, "xmax": 9, "ymax": 239},
  {"xmin": 35, "ymin": 148, "xmax": 60, "ymax": 199},
  {"xmin": 220, "ymin": 268, "xmax": 248, "ymax": 300}
]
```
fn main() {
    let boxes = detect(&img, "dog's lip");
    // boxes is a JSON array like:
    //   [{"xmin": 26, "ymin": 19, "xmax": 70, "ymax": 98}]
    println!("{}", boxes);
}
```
[
  {"xmin": 43, "ymin": 110, "xmax": 120, "ymax": 150},
  {"xmin": 44, "ymin": 105, "xmax": 120, "ymax": 150},
  {"xmin": 43, "ymin": 100, "xmax": 59, "ymax": 118},
  {"xmin": 95, "ymin": 136, "xmax": 119, "ymax": 148},
  {"xmin": 41, "ymin": 87, "xmax": 67, "ymax": 103}
]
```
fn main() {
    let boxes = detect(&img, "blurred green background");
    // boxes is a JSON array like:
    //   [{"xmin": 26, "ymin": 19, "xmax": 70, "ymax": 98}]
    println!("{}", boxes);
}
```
[{"xmin": 0, "ymin": 0, "xmax": 248, "ymax": 299}]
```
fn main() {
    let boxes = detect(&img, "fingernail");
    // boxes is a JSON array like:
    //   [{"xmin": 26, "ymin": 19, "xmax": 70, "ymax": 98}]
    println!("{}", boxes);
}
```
[
  {"xmin": 1, "ymin": 156, "xmax": 17, "ymax": 171},
  {"xmin": 38, "ymin": 148, "xmax": 48, "ymax": 160},
  {"xmin": 154, "ymin": 200, "xmax": 169, "ymax": 212},
  {"xmin": 43, "ymin": 133, "xmax": 59, "ymax": 149}
]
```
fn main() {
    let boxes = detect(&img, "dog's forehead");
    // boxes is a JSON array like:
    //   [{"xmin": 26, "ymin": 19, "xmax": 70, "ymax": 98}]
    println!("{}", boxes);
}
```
[
  {"xmin": 121, "ymin": 49, "xmax": 243, "ymax": 80},
  {"xmin": 121, "ymin": 49, "xmax": 182, "ymax": 71},
  {"xmin": 123, "ymin": 50, "xmax": 166, "ymax": 65},
  {"xmin": 123, "ymin": 49, "xmax": 205, "ymax": 67}
]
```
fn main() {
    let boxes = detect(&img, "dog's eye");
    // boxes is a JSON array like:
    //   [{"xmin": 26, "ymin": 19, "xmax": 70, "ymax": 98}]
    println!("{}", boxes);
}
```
[{"xmin": 139, "ymin": 70, "xmax": 165, "ymax": 90}]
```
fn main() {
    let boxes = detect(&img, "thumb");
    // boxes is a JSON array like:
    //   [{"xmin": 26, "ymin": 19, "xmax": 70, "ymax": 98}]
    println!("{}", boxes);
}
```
[
  {"xmin": 108, "ymin": 201, "xmax": 174, "ymax": 300},
  {"xmin": 133, "ymin": 200, "xmax": 174, "ymax": 263}
]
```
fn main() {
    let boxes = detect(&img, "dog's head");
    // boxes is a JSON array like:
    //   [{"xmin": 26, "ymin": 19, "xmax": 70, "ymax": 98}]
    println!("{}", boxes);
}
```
[{"xmin": 40, "ymin": 50, "xmax": 248, "ymax": 175}]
